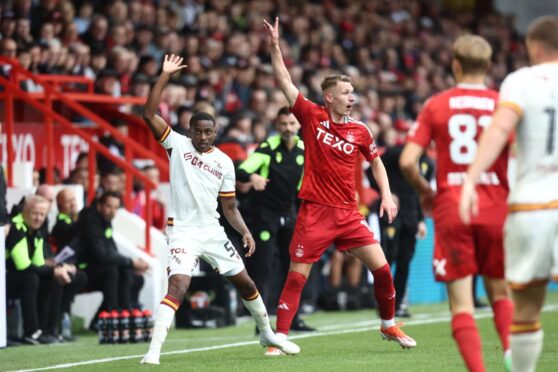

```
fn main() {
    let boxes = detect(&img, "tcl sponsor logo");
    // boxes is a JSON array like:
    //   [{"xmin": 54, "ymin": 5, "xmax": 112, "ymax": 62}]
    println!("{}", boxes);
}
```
[
  {"xmin": 170, "ymin": 248, "xmax": 188, "ymax": 254},
  {"xmin": 316, "ymin": 127, "xmax": 355, "ymax": 155}
]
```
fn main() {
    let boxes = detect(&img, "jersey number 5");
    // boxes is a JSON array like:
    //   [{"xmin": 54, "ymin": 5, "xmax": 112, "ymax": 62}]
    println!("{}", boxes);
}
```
[{"xmin": 448, "ymin": 114, "xmax": 492, "ymax": 164}]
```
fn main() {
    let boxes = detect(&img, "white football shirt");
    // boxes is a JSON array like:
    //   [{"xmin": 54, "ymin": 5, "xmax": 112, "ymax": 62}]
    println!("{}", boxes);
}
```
[
  {"xmin": 499, "ymin": 62, "xmax": 558, "ymax": 209},
  {"xmin": 159, "ymin": 127, "xmax": 236, "ymax": 226}
]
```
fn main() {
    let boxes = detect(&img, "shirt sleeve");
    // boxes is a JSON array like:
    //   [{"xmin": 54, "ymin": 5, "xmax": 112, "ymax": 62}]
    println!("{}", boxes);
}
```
[
  {"xmin": 406, "ymin": 99, "xmax": 433, "ymax": 148},
  {"xmin": 359, "ymin": 128, "xmax": 379, "ymax": 162},
  {"xmin": 290, "ymin": 92, "xmax": 318, "ymax": 127},
  {"xmin": 237, "ymin": 142, "xmax": 272, "ymax": 182},
  {"xmin": 498, "ymin": 71, "xmax": 525, "ymax": 117},
  {"xmin": 219, "ymin": 158, "xmax": 236, "ymax": 199},
  {"xmin": 159, "ymin": 127, "xmax": 181, "ymax": 150}
]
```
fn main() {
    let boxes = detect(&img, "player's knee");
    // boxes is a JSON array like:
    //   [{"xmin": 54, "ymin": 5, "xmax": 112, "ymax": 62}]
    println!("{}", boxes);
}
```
[{"xmin": 168, "ymin": 275, "xmax": 190, "ymax": 302}]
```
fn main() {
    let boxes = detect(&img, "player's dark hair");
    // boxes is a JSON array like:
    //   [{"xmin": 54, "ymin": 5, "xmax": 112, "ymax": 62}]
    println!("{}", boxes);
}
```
[
  {"xmin": 99, "ymin": 191, "xmax": 121, "ymax": 205},
  {"xmin": 190, "ymin": 111, "xmax": 216, "ymax": 127},
  {"xmin": 277, "ymin": 106, "xmax": 291, "ymax": 117},
  {"xmin": 527, "ymin": 16, "xmax": 558, "ymax": 52},
  {"xmin": 320, "ymin": 75, "xmax": 351, "ymax": 92}
]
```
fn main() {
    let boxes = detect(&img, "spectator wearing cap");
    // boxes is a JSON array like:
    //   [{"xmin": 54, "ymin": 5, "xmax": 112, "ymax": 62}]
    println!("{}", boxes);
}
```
[
  {"xmin": 96, "ymin": 119, "xmax": 126, "ymax": 176},
  {"xmin": 1, "ymin": 11, "xmax": 16, "ymax": 39},
  {"xmin": 95, "ymin": 68, "xmax": 121, "ymax": 96},
  {"xmin": 129, "ymin": 73, "xmax": 152, "ymax": 116}
]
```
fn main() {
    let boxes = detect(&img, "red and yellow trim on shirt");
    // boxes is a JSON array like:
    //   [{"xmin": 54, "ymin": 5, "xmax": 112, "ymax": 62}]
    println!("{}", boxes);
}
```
[
  {"xmin": 498, "ymin": 101, "xmax": 523, "ymax": 117},
  {"xmin": 158, "ymin": 126, "xmax": 172, "ymax": 143},
  {"xmin": 511, "ymin": 321, "xmax": 542, "ymax": 334},
  {"xmin": 160, "ymin": 295, "xmax": 180, "ymax": 311},
  {"xmin": 509, "ymin": 200, "xmax": 558, "ymax": 213},
  {"xmin": 219, "ymin": 191, "xmax": 236, "ymax": 199}
]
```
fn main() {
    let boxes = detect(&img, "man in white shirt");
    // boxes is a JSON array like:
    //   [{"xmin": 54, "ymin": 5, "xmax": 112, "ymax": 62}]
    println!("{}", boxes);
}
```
[
  {"xmin": 140, "ymin": 54, "xmax": 299, "ymax": 365},
  {"xmin": 460, "ymin": 16, "xmax": 558, "ymax": 372}
]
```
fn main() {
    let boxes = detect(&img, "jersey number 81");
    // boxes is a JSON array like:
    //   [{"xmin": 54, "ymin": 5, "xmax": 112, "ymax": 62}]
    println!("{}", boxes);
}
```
[{"xmin": 448, "ymin": 114, "xmax": 492, "ymax": 164}]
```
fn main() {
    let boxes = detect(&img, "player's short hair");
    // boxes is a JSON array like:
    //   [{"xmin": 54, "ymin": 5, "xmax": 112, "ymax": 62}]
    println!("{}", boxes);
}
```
[
  {"xmin": 320, "ymin": 75, "xmax": 351, "ymax": 92},
  {"xmin": 190, "ymin": 111, "xmax": 216, "ymax": 127},
  {"xmin": 527, "ymin": 16, "xmax": 558, "ymax": 52},
  {"xmin": 452, "ymin": 35, "xmax": 492, "ymax": 74},
  {"xmin": 99, "ymin": 191, "xmax": 121, "ymax": 205},
  {"xmin": 277, "ymin": 106, "xmax": 291, "ymax": 117}
]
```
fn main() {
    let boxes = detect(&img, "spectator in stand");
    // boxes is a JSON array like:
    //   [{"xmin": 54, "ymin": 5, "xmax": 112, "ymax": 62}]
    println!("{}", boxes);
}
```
[
  {"xmin": 76, "ymin": 191, "xmax": 149, "ymax": 320},
  {"xmin": 131, "ymin": 164, "xmax": 166, "ymax": 230},
  {"xmin": 97, "ymin": 120, "xmax": 127, "ymax": 176},
  {"xmin": 51, "ymin": 188, "xmax": 80, "ymax": 251},
  {"xmin": 6, "ymin": 195, "xmax": 73, "ymax": 344},
  {"xmin": 49, "ymin": 188, "xmax": 87, "ymax": 342}
]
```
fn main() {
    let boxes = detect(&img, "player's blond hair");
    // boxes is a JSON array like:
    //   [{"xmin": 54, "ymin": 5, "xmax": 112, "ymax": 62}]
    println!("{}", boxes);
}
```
[
  {"xmin": 321, "ymin": 75, "xmax": 351, "ymax": 92},
  {"xmin": 452, "ymin": 35, "xmax": 492, "ymax": 74},
  {"xmin": 527, "ymin": 16, "xmax": 558, "ymax": 52}
]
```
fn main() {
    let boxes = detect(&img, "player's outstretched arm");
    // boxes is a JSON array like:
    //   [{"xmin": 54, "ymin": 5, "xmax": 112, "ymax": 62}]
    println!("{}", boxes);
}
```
[
  {"xmin": 220, "ymin": 196, "xmax": 256, "ymax": 257},
  {"xmin": 400, "ymin": 142, "xmax": 434, "ymax": 214},
  {"xmin": 370, "ymin": 156, "xmax": 398, "ymax": 223},
  {"xmin": 263, "ymin": 17, "xmax": 298, "ymax": 107},
  {"xmin": 459, "ymin": 107, "xmax": 519, "ymax": 223},
  {"xmin": 143, "ymin": 54, "xmax": 188, "ymax": 141}
]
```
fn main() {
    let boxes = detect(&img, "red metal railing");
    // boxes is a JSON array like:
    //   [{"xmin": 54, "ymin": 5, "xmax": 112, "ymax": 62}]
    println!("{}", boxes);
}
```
[{"xmin": 0, "ymin": 58, "xmax": 164, "ymax": 253}]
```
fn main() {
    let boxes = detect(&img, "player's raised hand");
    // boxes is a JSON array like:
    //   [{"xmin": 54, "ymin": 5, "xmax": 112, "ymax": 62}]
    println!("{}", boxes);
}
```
[
  {"xmin": 459, "ymin": 179, "xmax": 478, "ymax": 225},
  {"xmin": 162, "ymin": 54, "xmax": 188, "ymax": 75},
  {"xmin": 380, "ymin": 194, "xmax": 398, "ymax": 223},
  {"xmin": 263, "ymin": 17, "xmax": 280, "ymax": 46},
  {"xmin": 242, "ymin": 232, "xmax": 256, "ymax": 257}
]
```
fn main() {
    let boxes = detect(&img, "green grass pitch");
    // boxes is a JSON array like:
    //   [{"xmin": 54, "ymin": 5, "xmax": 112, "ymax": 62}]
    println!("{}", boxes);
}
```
[{"xmin": 2, "ymin": 293, "xmax": 557, "ymax": 371}]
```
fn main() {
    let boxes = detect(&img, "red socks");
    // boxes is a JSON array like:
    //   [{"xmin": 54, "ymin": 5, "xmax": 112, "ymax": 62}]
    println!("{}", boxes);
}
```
[
  {"xmin": 452, "ymin": 312, "xmax": 485, "ymax": 372},
  {"xmin": 372, "ymin": 264, "xmax": 396, "ymax": 321},
  {"xmin": 276, "ymin": 271, "xmax": 307, "ymax": 335},
  {"xmin": 492, "ymin": 298, "xmax": 513, "ymax": 351}
]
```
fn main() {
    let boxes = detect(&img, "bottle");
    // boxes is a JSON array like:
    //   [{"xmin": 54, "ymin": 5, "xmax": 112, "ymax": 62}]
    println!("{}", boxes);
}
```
[
  {"xmin": 119, "ymin": 310, "xmax": 130, "ymax": 344},
  {"xmin": 109, "ymin": 310, "xmax": 120, "ymax": 344},
  {"xmin": 130, "ymin": 308, "xmax": 143, "ymax": 343},
  {"xmin": 61, "ymin": 312, "xmax": 72, "ymax": 340},
  {"xmin": 97, "ymin": 311, "xmax": 109, "ymax": 344},
  {"xmin": 142, "ymin": 309, "xmax": 153, "ymax": 342}
]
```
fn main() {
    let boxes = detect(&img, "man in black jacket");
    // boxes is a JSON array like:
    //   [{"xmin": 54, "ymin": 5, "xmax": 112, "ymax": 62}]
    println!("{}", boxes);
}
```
[
  {"xmin": 77, "ymin": 191, "xmax": 149, "ymax": 313},
  {"xmin": 6, "ymin": 195, "xmax": 73, "ymax": 344},
  {"xmin": 237, "ymin": 107, "xmax": 314, "ymax": 333}
]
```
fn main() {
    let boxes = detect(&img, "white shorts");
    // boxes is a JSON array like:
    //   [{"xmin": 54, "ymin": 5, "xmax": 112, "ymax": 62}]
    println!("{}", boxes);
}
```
[
  {"xmin": 166, "ymin": 224, "xmax": 245, "ymax": 277},
  {"xmin": 504, "ymin": 209, "xmax": 558, "ymax": 288}
]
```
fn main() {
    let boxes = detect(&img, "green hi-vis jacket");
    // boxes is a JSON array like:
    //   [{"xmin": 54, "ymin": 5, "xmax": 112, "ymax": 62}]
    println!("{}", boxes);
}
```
[
  {"xmin": 5, "ymin": 213, "xmax": 53, "ymax": 276},
  {"xmin": 237, "ymin": 134, "xmax": 304, "ymax": 212}
]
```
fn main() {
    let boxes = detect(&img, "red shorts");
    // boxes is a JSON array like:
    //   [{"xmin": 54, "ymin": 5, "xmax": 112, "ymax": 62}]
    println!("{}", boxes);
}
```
[
  {"xmin": 289, "ymin": 201, "xmax": 378, "ymax": 263},
  {"xmin": 432, "ymin": 202, "xmax": 506, "ymax": 282}
]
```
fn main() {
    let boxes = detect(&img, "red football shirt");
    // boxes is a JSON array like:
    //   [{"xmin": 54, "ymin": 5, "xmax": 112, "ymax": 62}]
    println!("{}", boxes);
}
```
[
  {"xmin": 407, "ymin": 84, "xmax": 509, "ymax": 216},
  {"xmin": 291, "ymin": 92, "xmax": 378, "ymax": 209}
]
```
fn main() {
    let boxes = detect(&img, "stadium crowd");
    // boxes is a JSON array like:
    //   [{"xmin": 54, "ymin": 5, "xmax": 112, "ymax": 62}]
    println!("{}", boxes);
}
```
[{"xmin": 0, "ymin": 0, "xmax": 534, "ymax": 349}]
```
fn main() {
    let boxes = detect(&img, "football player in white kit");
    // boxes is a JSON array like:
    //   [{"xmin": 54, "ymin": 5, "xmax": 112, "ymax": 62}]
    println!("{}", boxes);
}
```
[
  {"xmin": 460, "ymin": 16, "xmax": 558, "ymax": 372},
  {"xmin": 141, "ymin": 54, "xmax": 300, "ymax": 364}
]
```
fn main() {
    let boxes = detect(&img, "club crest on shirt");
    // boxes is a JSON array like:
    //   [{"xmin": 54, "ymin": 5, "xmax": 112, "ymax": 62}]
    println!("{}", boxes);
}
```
[{"xmin": 346, "ymin": 132, "xmax": 355, "ymax": 143}]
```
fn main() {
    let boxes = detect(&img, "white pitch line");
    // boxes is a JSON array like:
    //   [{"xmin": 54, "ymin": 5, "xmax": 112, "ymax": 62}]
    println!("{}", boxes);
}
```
[{"xmin": 11, "ymin": 304, "xmax": 558, "ymax": 372}]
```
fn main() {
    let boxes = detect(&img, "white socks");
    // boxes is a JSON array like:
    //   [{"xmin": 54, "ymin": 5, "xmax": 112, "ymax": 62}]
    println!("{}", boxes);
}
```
[
  {"xmin": 146, "ymin": 303, "xmax": 176, "ymax": 356},
  {"xmin": 381, "ymin": 318, "xmax": 396, "ymax": 329},
  {"xmin": 510, "ymin": 330, "xmax": 543, "ymax": 372},
  {"xmin": 242, "ymin": 293, "xmax": 272, "ymax": 333}
]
